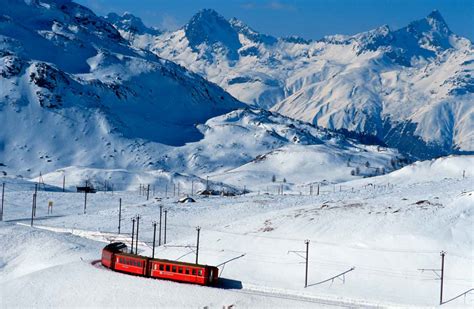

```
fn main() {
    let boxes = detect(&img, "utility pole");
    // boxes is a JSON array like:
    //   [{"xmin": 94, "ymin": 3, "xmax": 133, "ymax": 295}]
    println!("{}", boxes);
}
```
[
  {"xmin": 317, "ymin": 184, "xmax": 320, "ymax": 196},
  {"xmin": 440, "ymin": 251, "xmax": 446, "ymax": 305},
  {"xmin": 135, "ymin": 215, "xmax": 140, "ymax": 254},
  {"xmin": 305, "ymin": 240, "xmax": 310, "ymax": 288},
  {"xmin": 195, "ymin": 226, "xmax": 201, "ymax": 264},
  {"xmin": 83, "ymin": 190, "xmax": 87, "ymax": 214},
  {"xmin": 33, "ymin": 192, "xmax": 37, "ymax": 217},
  {"xmin": 147, "ymin": 184, "xmax": 150, "ymax": 200},
  {"xmin": 165, "ymin": 183, "xmax": 168, "ymax": 198},
  {"xmin": 31, "ymin": 193, "xmax": 35, "ymax": 227},
  {"xmin": 34, "ymin": 184, "xmax": 38, "ymax": 217},
  {"xmin": 118, "ymin": 198, "xmax": 122, "ymax": 234},
  {"xmin": 158, "ymin": 205, "xmax": 163, "ymax": 246},
  {"xmin": 164, "ymin": 209, "xmax": 168, "ymax": 244},
  {"xmin": 152, "ymin": 222, "xmax": 157, "ymax": 259},
  {"xmin": 130, "ymin": 217, "xmax": 135, "ymax": 254},
  {"xmin": 1, "ymin": 182, "xmax": 4, "ymax": 221},
  {"xmin": 191, "ymin": 180, "xmax": 194, "ymax": 196},
  {"xmin": 62, "ymin": 174, "xmax": 65, "ymax": 192}
]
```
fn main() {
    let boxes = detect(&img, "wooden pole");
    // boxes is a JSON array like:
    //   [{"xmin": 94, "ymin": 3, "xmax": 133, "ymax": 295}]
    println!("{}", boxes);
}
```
[
  {"xmin": 31, "ymin": 193, "xmax": 35, "ymax": 227},
  {"xmin": 0, "ymin": 182, "xmax": 4, "ymax": 221},
  {"xmin": 135, "ymin": 215, "xmax": 140, "ymax": 254},
  {"xmin": 164, "ymin": 210, "xmax": 167, "ymax": 244},
  {"xmin": 158, "ymin": 206, "xmax": 162, "ymax": 246},
  {"xmin": 195, "ymin": 226, "xmax": 201, "ymax": 264},
  {"xmin": 130, "ymin": 218, "xmax": 135, "ymax": 254},
  {"xmin": 118, "ymin": 198, "xmax": 122, "ymax": 234},
  {"xmin": 152, "ymin": 222, "xmax": 157, "ymax": 259},
  {"xmin": 440, "ymin": 251, "xmax": 446, "ymax": 305},
  {"xmin": 305, "ymin": 240, "xmax": 310, "ymax": 288},
  {"xmin": 83, "ymin": 190, "xmax": 87, "ymax": 214}
]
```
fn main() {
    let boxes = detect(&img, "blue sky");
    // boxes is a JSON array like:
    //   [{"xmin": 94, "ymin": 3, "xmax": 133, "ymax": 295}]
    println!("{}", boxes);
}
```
[{"xmin": 77, "ymin": 0, "xmax": 474, "ymax": 41}]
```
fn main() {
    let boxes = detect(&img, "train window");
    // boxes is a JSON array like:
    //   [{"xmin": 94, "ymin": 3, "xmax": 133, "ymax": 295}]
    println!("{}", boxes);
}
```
[
  {"xmin": 172, "ymin": 266, "xmax": 177, "ymax": 272},
  {"xmin": 198, "ymin": 269, "xmax": 203, "ymax": 276},
  {"xmin": 185, "ymin": 268, "xmax": 190, "ymax": 275},
  {"xmin": 178, "ymin": 267, "xmax": 183, "ymax": 273},
  {"xmin": 153, "ymin": 264, "xmax": 157, "ymax": 270},
  {"xmin": 166, "ymin": 265, "xmax": 170, "ymax": 271},
  {"xmin": 192, "ymin": 269, "xmax": 197, "ymax": 275},
  {"xmin": 159, "ymin": 265, "xmax": 164, "ymax": 271}
]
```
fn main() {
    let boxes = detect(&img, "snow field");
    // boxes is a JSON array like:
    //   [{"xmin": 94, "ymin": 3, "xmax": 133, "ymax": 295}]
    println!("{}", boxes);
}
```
[{"xmin": 0, "ymin": 156, "xmax": 473, "ymax": 307}]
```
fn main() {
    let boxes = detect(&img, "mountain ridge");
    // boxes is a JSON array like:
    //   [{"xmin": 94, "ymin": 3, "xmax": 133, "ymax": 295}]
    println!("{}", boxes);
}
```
[{"xmin": 109, "ymin": 8, "xmax": 473, "ymax": 159}]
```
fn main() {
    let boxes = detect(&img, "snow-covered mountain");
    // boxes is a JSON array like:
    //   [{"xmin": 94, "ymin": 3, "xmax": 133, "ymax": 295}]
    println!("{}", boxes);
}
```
[
  {"xmin": 0, "ymin": 0, "xmax": 243, "ymax": 150},
  {"xmin": 112, "ymin": 9, "xmax": 473, "ymax": 158},
  {"xmin": 0, "ymin": 0, "xmax": 407, "ymax": 187}
]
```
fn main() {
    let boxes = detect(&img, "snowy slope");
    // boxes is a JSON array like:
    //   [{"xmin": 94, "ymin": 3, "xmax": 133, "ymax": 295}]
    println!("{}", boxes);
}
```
[
  {"xmin": 1, "ymin": 156, "xmax": 472, "ymax": 307},
  {"xmin": 112, "ymin": 9, "xmax": 474, "ymax": 158},
  {"xmin": 0, "ymin": 0, "xmax": 244, "ymax": 179},
  {"xmin": 17, "ymin": 108, "xmax": 404, "ymax": 193}
]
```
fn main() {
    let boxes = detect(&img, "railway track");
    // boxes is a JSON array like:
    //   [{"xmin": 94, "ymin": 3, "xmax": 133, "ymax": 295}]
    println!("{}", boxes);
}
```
[{"xmin": 89, "ymin": 259, "xmax": 386, "ymax": 308}]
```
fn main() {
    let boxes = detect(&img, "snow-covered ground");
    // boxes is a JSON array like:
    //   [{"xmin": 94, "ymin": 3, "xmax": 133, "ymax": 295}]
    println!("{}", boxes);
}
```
[{"xmin": 1, "ymin": 156, "xmax": 472, "ymax": 308}]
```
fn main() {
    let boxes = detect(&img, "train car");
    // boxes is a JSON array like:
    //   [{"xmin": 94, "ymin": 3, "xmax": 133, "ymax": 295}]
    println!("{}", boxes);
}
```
[
  {"xmin": 101, "ymin": 242, "xmax": 219, "ymax": 286},
  {"xmin": 114, "ymin": 252, "xmax": 148, "ymax": 276},
  {"xmin": 148, "ymin": 258, "xmax": 218, "ymax": 285},
  {"xmin": 102, "ymin": 242, "xmax": 127, "ymax": 269}
]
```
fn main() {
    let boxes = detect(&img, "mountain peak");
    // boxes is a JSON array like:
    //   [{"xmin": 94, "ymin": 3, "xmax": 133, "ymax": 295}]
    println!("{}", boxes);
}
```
[
  {"xmin": 229, "ymin": 17, "xmax": 278, "ymax": 45},
  {"xmin": 393, "ymin": 9, "xmax": 452, "ymax": 54},
  {"xmin": 425, "ymin": 9, "xmax": 451, "ymax": 33},
  {"xmin": 184, "ymin": 9, "xmax": 241, "ymax": 59},
  {"xmin": 185, "ymin": 8, "xmax": 229, "ymax": 30},
  {"xmin": 427, "ymin": 10, "xmax": 445, "ymax": 23},
  {"xmin": 105, "ymin": 12, "xmax": 161, "ymax": 36}
]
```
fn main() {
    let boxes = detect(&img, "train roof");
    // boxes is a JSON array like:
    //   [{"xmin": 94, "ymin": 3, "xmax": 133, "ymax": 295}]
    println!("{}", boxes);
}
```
[
  {"xmin": 104, "ymin": 242, "xmax": 218, "ymax": 269},
  {"xmin": 104, "ymin": 242, "xmax": 127, "ymax": 252}
]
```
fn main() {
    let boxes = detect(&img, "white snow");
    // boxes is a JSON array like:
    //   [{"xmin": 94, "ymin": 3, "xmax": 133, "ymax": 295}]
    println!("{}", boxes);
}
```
[
  {"xmin": 116, "ymin": 9, "xmax": 474, "ymax": 157},
  {"xmin": 1, "ymin": 156, "xmax": 473, "ymax": 307}
]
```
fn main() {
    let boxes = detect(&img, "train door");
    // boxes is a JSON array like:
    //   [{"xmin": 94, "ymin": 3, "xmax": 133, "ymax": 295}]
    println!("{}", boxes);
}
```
[
  {"xmin": 111, "ymin": 253, "xmax": 115, "ymax": 269},
  {"xmin": 208, "ymin": 268, "xmax": 214, "ymax": 285}
]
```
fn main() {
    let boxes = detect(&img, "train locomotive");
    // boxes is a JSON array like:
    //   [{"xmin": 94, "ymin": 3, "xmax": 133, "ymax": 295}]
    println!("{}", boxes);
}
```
[{"xmin": 101, "ymin": 242, "xmax": 219, "ymax": 286}]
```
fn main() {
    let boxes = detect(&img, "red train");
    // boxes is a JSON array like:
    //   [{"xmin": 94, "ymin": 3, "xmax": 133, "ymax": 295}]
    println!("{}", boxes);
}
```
[{"xmin": 101, "ymin": 242, "xmax": 219, "ymax": 286}]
